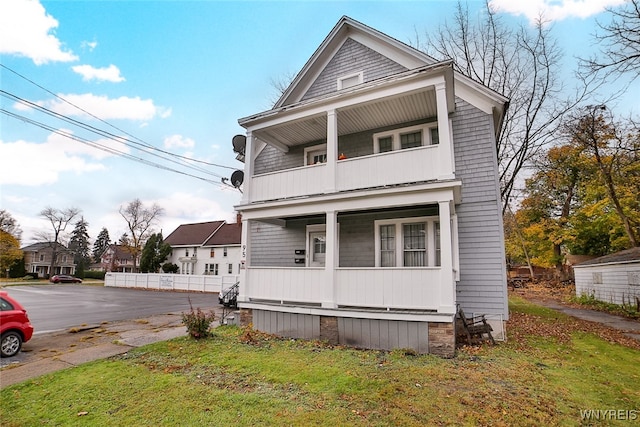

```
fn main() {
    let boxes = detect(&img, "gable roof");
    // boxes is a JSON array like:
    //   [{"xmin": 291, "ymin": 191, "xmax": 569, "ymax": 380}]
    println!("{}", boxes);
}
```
[
  {"xmin": 106, "ymin": 244, "xmax": 134, "ymax": 261},
  {"xmin": 164, "ymin": 221, "xmax": 225, "ymax": 246},
  {"xmin": 575, "ymin": 247, "xmax": 640, "ymax": 267},
  {"xmin": 21, "ymin": 242, "xmax": 68, "ymax": 252},
  {"xmin": 242, "ymin": 16, "xmax": 508, "ymax": 140},
  {"xmin": 276, "ymin": 16, "xmax": 438, "ymax": 108},
  {"xmin": 204, "ymin": 222, "xmax": 242, "ymax": 246}
]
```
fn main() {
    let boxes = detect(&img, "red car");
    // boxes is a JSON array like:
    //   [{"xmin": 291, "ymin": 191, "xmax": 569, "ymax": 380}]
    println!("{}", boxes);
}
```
[
  {"xmin": 1, "ymin": 291, "xmax": 34, "ymax": 357},
  {"xmin": 50, "ymin": 275, "xmax": 82, "ymax": 284}
]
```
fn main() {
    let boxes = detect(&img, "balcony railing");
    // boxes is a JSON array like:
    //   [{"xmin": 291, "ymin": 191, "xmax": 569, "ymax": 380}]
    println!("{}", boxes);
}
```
[
  {"xmin": 243, "ymin": 266, "xmax": 447, "ymax": 311},
  {"xmin": 250, "ymin": 145, "xmax": 449, "ymax": 203}
]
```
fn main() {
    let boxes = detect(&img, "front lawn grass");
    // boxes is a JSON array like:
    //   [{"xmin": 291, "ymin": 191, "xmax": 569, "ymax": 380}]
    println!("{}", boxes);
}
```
[{"xmin": 1, "ymin": 296, "xmax": 638, "ymax": 426}]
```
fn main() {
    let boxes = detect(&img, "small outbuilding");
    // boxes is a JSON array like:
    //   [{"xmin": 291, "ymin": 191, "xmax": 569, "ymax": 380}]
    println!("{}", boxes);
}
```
[{"xmin": 573, "ymin": 247, "xmax": 640, "ymax": 307}]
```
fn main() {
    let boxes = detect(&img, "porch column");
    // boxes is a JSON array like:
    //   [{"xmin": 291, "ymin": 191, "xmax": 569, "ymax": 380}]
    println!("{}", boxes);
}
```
[
  {"xmin": 325, "ymin": 109, "xmax": 337, "ymax": 193},
  {"xmin": 435, "ymin": 82, "xmax": 455, "ymax": 179},
  {"xmin": 238, "ymin": 218, "xmax": 250, "ymax": 303},
  {"xmin": 322, "ymin": 210, "xmax": 338, "ymax": 308},
  {"xmin": 240, "ymin": 131, "xmax": 254, "ymax": 205},
  {"xmin": 438, "ymin": 200, "xmax": 456, "ymax": 314}
]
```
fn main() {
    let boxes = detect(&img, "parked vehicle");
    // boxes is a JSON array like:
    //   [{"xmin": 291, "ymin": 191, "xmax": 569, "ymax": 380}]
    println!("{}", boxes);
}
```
[
  {"xmin": 1, "ymin": 291, "xmax": 34, "ymax": 357},
  {"xmin": 50, "ymin": 275, "xmax": 82, "ymax": 283}
]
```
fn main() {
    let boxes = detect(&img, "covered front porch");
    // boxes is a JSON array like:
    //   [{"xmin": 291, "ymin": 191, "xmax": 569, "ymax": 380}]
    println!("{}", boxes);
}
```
[{"xmin": 238, "ymin": 187, "xmax": 460, "ymax": 317}]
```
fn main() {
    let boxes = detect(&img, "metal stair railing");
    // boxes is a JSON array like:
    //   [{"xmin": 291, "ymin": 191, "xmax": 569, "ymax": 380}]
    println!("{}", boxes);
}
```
[{"xmin": 219, "ymin": 281, "xmax": 239, "ymax": 325}]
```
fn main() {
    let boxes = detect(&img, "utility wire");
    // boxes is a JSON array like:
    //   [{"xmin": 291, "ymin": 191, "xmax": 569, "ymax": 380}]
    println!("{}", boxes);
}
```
[
  {"xmin": 2, "ymin": 108, "xmax": 230, "ymax": 187},
  {"xmin": 1, "ymin": 90, "xmax": 226, "ymax": 179},
  {"xmin": 0, "ymin": 63, "xmax": 238, "ymax": 174}
]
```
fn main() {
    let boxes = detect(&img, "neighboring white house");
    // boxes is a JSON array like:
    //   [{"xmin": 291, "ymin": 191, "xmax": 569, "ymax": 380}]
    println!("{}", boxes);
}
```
[
  {"xmin": 233, "ymin": 17, "xmax": 509, "ymax": 356},
  {"xmin": 574, "ymin": 247, "xmax": 640, "ymax": 306},
  {"xmin": 164, "ymin": 219, "xmax": 242, "ymax": 277}
]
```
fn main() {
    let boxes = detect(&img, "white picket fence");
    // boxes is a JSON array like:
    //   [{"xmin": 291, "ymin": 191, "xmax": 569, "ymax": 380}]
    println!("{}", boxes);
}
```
[{"xmin": 104, "ymin": 272, "xmax": 239, "ymax": 293}]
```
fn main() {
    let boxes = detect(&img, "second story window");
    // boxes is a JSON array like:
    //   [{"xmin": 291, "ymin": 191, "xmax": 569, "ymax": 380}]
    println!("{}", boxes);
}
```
[
  {"xmin": 223, "ymin": 247, "xmax": 228, "ymax": 257},
  {"xmin": 373, "ymin": 123, "xmax": 440, "ymax": 154},
  {"xmin": 39, "ymin": 254, "xmax": 45, "ymax": 262},
  {"xmin": 185, "ymin": 249, "xmax": 189, "ymax": 257},
  {"xmin": 304, "ymin": 144, "xmax": 328, "ymax": 166}
]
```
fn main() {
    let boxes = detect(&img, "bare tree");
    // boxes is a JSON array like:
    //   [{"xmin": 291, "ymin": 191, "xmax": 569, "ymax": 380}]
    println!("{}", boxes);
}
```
[
  {"xmin": 0, "ymin": 209, "xmax": 22, "ymax": 241},
  {"xmin": 119, "ymin": 199, "xmax": 164, "ymax": 272},
  {"xmin": 39, "ymin": 207, "xmax": 81, "ymax": 276},
  {"xmin": 416, "ymin": 1, "xmax": 593, "ymax": 212},
  {"xmin": 581, "ymin": 0, "xmax": 640, "ymax": 81}
]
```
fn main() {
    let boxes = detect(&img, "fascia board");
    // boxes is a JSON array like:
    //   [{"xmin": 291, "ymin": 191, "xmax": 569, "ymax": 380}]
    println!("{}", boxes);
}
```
[
  {"xmin": 241, "ymin": 64, "xmax": 453, "ymax": 131},
  {"xmin": 235, "ymin": 181, "xmax": 462, "ymax": 220}
]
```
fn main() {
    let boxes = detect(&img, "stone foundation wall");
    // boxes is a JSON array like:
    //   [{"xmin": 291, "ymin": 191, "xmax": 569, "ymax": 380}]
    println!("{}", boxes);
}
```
[
  {"xmin": 428, "ymin": 322, "xmax": 455, "ymax": 357},
  {"xmin": 319, "ymin": 316, "xmax": 339, "ymax": 345},
  {"xmin": 239, "ymin": 308, "xmax": 253, "ymax": 326}
]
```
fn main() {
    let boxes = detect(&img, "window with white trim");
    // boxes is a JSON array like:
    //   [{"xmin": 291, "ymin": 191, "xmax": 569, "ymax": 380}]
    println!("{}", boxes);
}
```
[
  {"xmin": 374, "ymin": 217, "xmax": 441, "ymax": 267},
  {"xmin": 304, "ymin": 144, "xmax": 327, "ymax": 165},
  {"xmin": 204, "ymin": 263, "xmax": 218, "ymax": 275},
  {"xmin": 223, "ymin": 247, "xmax": 228, "ymax": 257},
  {"xmin": 228, "ymin": 263, "xmax": 233, "ymax": 274},
  {"xmin": 337, "ymin": 71, "xmax": 363, "ymax": 90},
  {"xmin": 373, "ymin": 123, "xmax": 439, "ymax": 154}
]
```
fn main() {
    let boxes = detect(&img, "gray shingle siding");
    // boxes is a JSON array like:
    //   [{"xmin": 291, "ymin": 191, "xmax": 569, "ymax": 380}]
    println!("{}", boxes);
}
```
[
  {"xmin": 302, "ymin": 38, "xmax": 407, "ymax": 101},
  {"xmin": 452, "ymin": 98, "xmax": 508, "ymax": 317}
]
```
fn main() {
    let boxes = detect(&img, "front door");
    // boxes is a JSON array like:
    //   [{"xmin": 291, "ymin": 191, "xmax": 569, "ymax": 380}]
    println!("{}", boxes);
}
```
[{"xmin": 309, "ymin": 231, "xmax": 326, "ymax": 267}]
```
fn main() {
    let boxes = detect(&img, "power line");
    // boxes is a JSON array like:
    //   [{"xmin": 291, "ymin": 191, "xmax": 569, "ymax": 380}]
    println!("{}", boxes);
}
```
[
  {"xmin": 0, "ymin": 89, "xmax": 227, "ymax": 179},
  {"xmin": 2, "ymin": 108, "xmax": 229, "ymax": 187},
  {"xmin": 0, "ymin": 63, "xmax": 239, "ymax": 178}
]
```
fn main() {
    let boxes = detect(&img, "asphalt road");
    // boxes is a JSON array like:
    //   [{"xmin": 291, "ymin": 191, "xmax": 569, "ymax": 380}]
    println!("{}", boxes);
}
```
[{"xmin": 3, "ymin": 284, "xmax": 219, "ymax": 335}]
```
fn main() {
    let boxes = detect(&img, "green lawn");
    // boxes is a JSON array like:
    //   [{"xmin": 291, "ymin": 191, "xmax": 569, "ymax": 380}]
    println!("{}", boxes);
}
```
[{"xmin": 1, "ymin": 296, "xmax": 638, "ymax": 426}]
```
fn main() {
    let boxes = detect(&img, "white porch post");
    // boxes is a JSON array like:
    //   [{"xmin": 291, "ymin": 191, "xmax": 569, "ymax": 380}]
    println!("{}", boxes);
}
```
[
  {"xmin": 325, "ymin": 109, "xmax": 337, "ymax": 193},
  {"xmin": 238, "ymin": 218, "xmax": 250, "ymax": 303},
  {"xmin": 435, "ymin": 82, "xmax": 455, "ymax": 179},
  {"xmin": 438, "ymin": 200, "xmax": 456, "ymax": 313},
  {"xmin": 322, "ymin": 210, "xmax": 338, "ymax": 308},
  {"xmin": 241, "ymin": 131, "xmax": 254, "ymax": 205}
]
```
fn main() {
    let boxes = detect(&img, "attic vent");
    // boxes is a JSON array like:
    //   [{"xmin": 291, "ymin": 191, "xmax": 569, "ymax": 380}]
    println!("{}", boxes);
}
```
[{"xmin": 337, "ymin": 71, "xmax": 363, "ymax": 90}]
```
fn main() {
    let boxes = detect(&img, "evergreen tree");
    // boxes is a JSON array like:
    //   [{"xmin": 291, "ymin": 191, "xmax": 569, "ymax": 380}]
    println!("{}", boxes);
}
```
[
  {"xmin": 140, "ymin": 233, "xmax": 172, "ymax": 273},
  {"xmin": 68, "ymin": 217, "xmax": 91, "ymax": 277},
  {"xmin": 92, "ymin": 228, "xmax": 111, "ymax": 262}
]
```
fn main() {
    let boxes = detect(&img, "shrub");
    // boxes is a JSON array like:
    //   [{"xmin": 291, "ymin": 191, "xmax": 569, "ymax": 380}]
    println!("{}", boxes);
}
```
[
  {"xmin": 181, "ymin": 300, "xmax": 216, "ymax": 339},
  {"xmin": 83, "ymin": 271, "xmax": 106, "ymax": 280},
  {"xmin": 162, "ymin": 263, "xmax": 179, "ymax": 273}
]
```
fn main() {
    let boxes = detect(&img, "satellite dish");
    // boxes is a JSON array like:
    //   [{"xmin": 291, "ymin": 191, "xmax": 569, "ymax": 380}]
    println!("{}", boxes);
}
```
[
  {"xmin": 232, "ymin": 134, "xmax": 246, "ymax": 154},
  {"xmin": 230, "ymin": 170, "xmax": 244, "ymax": 188}
]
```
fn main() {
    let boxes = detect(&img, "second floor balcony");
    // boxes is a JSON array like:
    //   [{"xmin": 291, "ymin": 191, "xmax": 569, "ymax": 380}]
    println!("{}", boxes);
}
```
[{"xmin": 239, "ymin": 63, "xmax": 456, "ymax": 206}]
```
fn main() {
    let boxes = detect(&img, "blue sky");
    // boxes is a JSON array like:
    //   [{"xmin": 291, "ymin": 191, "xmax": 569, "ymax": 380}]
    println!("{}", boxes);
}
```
[{"xmin": 1, "ymin": 0, "xmax": 637, "ymax": 246}]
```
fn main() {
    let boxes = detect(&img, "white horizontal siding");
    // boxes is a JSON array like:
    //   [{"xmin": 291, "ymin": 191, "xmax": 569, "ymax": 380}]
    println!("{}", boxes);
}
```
[{"xmin": 575, "ymin": 262, "xmax": 640, "ymax": 305}]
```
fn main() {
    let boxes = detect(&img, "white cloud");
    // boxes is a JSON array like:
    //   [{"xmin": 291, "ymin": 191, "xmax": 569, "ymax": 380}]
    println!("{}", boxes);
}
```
[
  {"xmin": 72, "ymin": 64, "xmax": 125, "ymax": 83},
  {"xmin": 489, "ymin": 0, "xmax": 626, "ymax": 24},
  {"xmin": 154, "ymin": 192, "xmax": 237, "ymax": 234},
  {"xmin": 0, "ymin": 130, "xmax": 129, "ymax": 186},
  {"xmin": 164, "ymin": 134, "xmax": 195, "ymax": 149},
  {"xmin": 81, "ymin": 40, "xmax": 98, "ymax": 51},
  {"xmin": 0, "ymin": 0, "xmax": 77, "ymax": 64},
  {"xmin": 16, "ymin": 93, "xmax": 168, "ymax": 121}
]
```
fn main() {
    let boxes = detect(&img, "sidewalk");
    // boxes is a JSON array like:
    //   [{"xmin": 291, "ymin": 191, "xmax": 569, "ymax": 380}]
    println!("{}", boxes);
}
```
[
  {"xmin": 523, "ymin": 297, "xmax": 640, "ymax": 342},
  {"xmin": 0, "ymin": 311, "xmax": 202, "ymax": 389}
]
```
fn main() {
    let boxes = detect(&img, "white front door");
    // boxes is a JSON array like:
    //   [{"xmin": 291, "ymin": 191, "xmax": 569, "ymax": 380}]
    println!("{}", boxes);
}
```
[{"xmin": 309, "ymin": 231, "xmax": 326, "ymax": 267}]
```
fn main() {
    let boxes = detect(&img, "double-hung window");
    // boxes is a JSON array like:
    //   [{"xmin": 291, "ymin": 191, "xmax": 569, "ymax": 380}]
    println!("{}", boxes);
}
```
[
  {"xmin": 373, "ymin": 123, "xmax": 440, "ymax": 153},
  {"xmin": 304, "ymin": 144, "xmax": 327, "ymax": 165},
  {"xmin": 375, "ymin": 217, "xmax": 441, "ymax": 267}
]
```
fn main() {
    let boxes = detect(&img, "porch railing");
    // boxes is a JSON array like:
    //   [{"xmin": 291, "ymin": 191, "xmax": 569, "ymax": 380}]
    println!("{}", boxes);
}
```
[
  {"xmin": 244, "ymin": 266, "xmax": 445, "ymax": 311},
  {"xmin": 250, "ymin": 144, "xmax": 450, "ymax": 203}
]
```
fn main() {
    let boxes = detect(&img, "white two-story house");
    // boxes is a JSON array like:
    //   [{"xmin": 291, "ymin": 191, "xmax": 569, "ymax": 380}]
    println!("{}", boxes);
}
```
[
  {"xmin": 164, "ymin": 219, "xmax": 242, "ymax": 277},
  {"xmin": 234, "ymin": 17, "xmax": 509, "ymax": 356}
]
